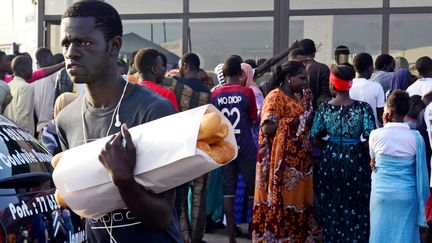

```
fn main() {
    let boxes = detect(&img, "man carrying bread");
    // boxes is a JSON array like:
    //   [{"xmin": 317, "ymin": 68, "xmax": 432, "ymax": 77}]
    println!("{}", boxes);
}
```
[
  {"xmin": 211, "ymin": 56, "xmax": 258, "ymax": 243},
  {"xmin": 55, "ymin": 1, "xmax": 182, "ymax": 242}
]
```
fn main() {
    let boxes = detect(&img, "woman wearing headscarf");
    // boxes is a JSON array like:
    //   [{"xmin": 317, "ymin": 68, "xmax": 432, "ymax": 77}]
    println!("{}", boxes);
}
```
[
  {"xmin": 311, "ymin": 64, "xmax": 375, "ymax": 242},
  {"xmin": 252, "ymin": 61, "xmax": 316, "ymax": 242},
  {"xmin": 241, "ymin": 63, "xmax": 263, "ymax": 148}
]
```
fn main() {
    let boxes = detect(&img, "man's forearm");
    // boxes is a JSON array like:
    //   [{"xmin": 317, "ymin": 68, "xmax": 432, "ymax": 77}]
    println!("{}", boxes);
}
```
[{"xmin": 255, "ymin": 48, "xmax": 291, "ymax": 76}]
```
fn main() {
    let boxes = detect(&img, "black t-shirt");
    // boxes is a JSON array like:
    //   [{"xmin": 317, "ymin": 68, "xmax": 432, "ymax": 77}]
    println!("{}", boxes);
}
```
[{"xmin": 85, "ymin": 208, "xmax": 182, "ymax": 243}]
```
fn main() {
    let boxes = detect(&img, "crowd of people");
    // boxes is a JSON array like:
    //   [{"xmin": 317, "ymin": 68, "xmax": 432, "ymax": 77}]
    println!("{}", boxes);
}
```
[{"xmin": 1, "ymin": 1, "xmax": 432, "ymax": 243}]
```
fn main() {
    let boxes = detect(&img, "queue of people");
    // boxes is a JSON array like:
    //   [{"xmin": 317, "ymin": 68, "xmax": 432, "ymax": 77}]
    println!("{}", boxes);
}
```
[{"xmin": 1, "ymin": 1, "xmax": 432, "ymax": 243}]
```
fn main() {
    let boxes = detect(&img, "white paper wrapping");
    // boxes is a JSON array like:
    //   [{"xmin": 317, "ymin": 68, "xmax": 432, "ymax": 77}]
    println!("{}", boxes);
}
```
[{"xmin": 52, "ymin": 104, "xmax": 237, "ymax": 219}]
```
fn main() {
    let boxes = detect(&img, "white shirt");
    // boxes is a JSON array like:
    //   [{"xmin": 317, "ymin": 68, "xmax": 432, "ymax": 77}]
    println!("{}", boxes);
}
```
[
  {"xmin": 424, "ymin": 103, "xmax": 432, "ymax": 150},
  {"xmin": 349, "ymin": 78, "xmax": 385, "ymax": 127},
  {"xmin": 31, "ymin": 72, "xmax": 57, "ymax": 133},
  {"xmin": 369, "ymin": 122, "xmax": 416, "ymax": 159},
  {"xmin": 4, "ymin": 76, "xmax": 35, "ymax": 136},
  {"xmin": 406, "ymin": 78, "xmax": 432, "ymax": 97}
]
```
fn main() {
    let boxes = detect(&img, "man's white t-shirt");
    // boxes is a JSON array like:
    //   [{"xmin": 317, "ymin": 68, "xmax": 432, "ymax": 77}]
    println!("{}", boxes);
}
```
[
  {"xmin": 350, "ymin": 77, "xmax": 385, "ymax": 127},
  {"xmin": 424, "ymin": 103, "xmax": 432, "ymax": 150},
  {"xmin": 424, "ymin": 103, "xmax": 432, "ymax": 186},
  {"xmin": 31, "ymin": 72, "xmax": 57, "ymax": 134},
  {"xmin": 406, "ymin": 78, "xmax": 432, "ymax": 97}
]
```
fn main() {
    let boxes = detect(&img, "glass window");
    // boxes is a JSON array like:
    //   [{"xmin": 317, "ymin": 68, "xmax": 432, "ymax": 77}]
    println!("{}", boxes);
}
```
[
  {"xmin": 289, "ymin": 15, "xmax": 382, "ymax": 66},
  {"xmin": 48, "ymin": 19, "xmax": 183, "ymax": 66},
  {"xmin": 48, "ymin": 24, "xmax": 62, "ymax": 55},
  {"xmin": 390, "ymin": 0, "xmax": 432, "ymax": 7},
  {"xmin": 45, "ymin": 0, "xmax": 71, "ymax": 15},
  {"xmin": 105, "ymin": 0, "xmax": 182, "ymax": 14},
  {"xmin": 189, "ymin": 18, "xmax": 273, "ymax": 71},
  {"xmin": 189, "ymin": 0, "xmax": 273, "ymax": 12},
  {"xmin": 389, "ymin": 14, "xmax": 432, "ymax": 73},
  {"xmin": 290, "ymin": 0, "xmax": 382, "ymax": 9},
  {"xmin": 45, "ymin": 0, "xmax": 182, "ymax": 15},
  {"xmin": 121, "ymin": 19, "xmax": 182, "ymax": 66}
]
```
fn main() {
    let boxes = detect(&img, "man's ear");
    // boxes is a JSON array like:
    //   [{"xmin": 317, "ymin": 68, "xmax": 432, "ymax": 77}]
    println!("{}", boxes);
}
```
[
  {"xmin": 108, "ymin": 35, "xmax": 122, "ymax": 57},
  {"xmin": 182, "ymin": 62, "xmax": 189, "ymax": 71},
  {"xmin": 385, "ymin": 109, "xmax": 394, "ymax": 122},
  {"xmin": 151, "ymin": 65, "xmax": 157, "ymax": 75}
]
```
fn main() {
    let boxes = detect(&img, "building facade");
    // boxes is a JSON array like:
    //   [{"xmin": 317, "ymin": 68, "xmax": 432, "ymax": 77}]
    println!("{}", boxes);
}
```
[{"xmin": 4, "ymin": 0, "xmax": 432, "ymax": 70}]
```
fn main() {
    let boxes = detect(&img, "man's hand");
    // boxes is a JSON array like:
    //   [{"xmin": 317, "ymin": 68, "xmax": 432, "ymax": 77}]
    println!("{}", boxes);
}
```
[
  {"xmin": 99, "ymin": 124, "xmax": 137, "ymax": 187},
  {"xmin": 99, "ymin": 124, "xmax": 174, "ymax": 229}
]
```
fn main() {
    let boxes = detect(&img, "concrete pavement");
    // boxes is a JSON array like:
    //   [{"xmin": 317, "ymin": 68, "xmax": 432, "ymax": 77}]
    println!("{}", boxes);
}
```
[{"xmin": 203, "ymin": 224, "xmax": 251, "ymax": 243}]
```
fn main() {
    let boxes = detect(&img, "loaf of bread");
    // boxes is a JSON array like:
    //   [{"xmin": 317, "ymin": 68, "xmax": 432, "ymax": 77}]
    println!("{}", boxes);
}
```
[
  {"xmin": 207, "ymin": 140, "xmax": 236, "ymax": 164},
  {"xmin": 197, "ymin": 111, "xmax": 236, "ymax": 164},
  {"xmin": 51, "ymin": 153, "xmax": 68, "ymax": 208},
  {"xmin": 55, "ymin": 189, "xmax": 68, "ymax": 208},
  {"xmin": 198, "ymin": 112, "xmax": 222, "ymax": 141},
  {"xmin": 51, "ymin": 152, "xmax": 63, "ymax": 168}
]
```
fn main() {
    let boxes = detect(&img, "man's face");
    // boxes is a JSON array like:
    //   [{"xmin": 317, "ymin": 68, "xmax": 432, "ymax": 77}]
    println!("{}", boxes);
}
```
[
  {"xmin": 178, "ymin": 59, "xmax": 186, "ymax": 77},
  {"xmin": 154, "ymin": 56, "xmax": 166, "ymax": 83},
  {"xmin": 288, "ymin": 67, "xmax": 308, "ymax": 93},
  {"xmin": 293, "ymin": 55, "xmax": 307, "ymax": 66},
  {"xmin": 388, "ymin": 60, "xmax": 396, "ymax": 72},
  {"xmin": 60, "ymin": 17, "xmax": 111, "ymax": 84},
  {"xmin": 20, "ymin": 57, "xmax": 33, "ymax": 80}
]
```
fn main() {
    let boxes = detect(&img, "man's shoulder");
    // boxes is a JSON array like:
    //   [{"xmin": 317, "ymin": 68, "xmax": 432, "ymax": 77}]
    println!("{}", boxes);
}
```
[
  {"xmin": 13, "ymin": 80, "xmax": 33, "ymax": 93},
  {"xmin": 129, "ymin": 84, "xmax": 176, "ymax": 117},
  {"xmin": 131, "ymin": 83, "xmax": 172, "ymax": 104},
  {"xmin": 56, "ymin": 96, "xmax": 82, "ymax": 121},
  {"xmin": 308, "ymin": 60, "xmax": 329, "ymax": 71},
  {"xmin": 212, "ymin": 84, "xmax": 239, "ymax": 95},
  {"xmin": 213, "ymin": 84, "xmax": 253, "ymax": 99},
  {"xmin": 407, "ymin": 81, "xmax": 421, "ymax": 91},
  {"xmin": 354, "ymin": 78, "xmax": 381, "ymax": 89}
]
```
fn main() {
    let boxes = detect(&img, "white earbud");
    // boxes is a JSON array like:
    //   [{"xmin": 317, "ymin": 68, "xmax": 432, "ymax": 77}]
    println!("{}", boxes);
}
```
[{"xmin": 115, "ymin": 113, "xmax": 121, "ymax": 127}]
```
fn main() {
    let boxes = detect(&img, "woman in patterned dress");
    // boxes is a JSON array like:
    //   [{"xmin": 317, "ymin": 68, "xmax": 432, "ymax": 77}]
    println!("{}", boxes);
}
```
[
  {"xmin": 311, "ymin": 64, "xmax": 375, "ymax": 242},
  {"xmin": 252, "ymin": 61, "xmax": 316, "ymax": 242}
]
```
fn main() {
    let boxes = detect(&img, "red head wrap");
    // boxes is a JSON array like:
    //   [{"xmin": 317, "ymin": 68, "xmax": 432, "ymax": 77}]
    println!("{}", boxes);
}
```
[{"xmin": 330, "ymin": 73, "xmax": 352, "ymax": 91}]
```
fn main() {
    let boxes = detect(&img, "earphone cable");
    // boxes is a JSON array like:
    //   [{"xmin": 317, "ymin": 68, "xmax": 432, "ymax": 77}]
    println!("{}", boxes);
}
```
[{"xmin": 81, "ymin": 77, "xmax": 128, "ymax": 142}]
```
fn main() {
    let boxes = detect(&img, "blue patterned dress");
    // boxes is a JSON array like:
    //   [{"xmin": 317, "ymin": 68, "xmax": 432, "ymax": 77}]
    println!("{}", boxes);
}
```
[{"xmin": 311, "ymin": 101, "xmax": 375, "ymax": 243}]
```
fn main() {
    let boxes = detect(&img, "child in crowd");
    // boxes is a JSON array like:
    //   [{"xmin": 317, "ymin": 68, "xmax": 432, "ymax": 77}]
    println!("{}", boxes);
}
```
[{"xmin": 369, "ymin": 89, "xmax": 429, "ymax": 242}]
